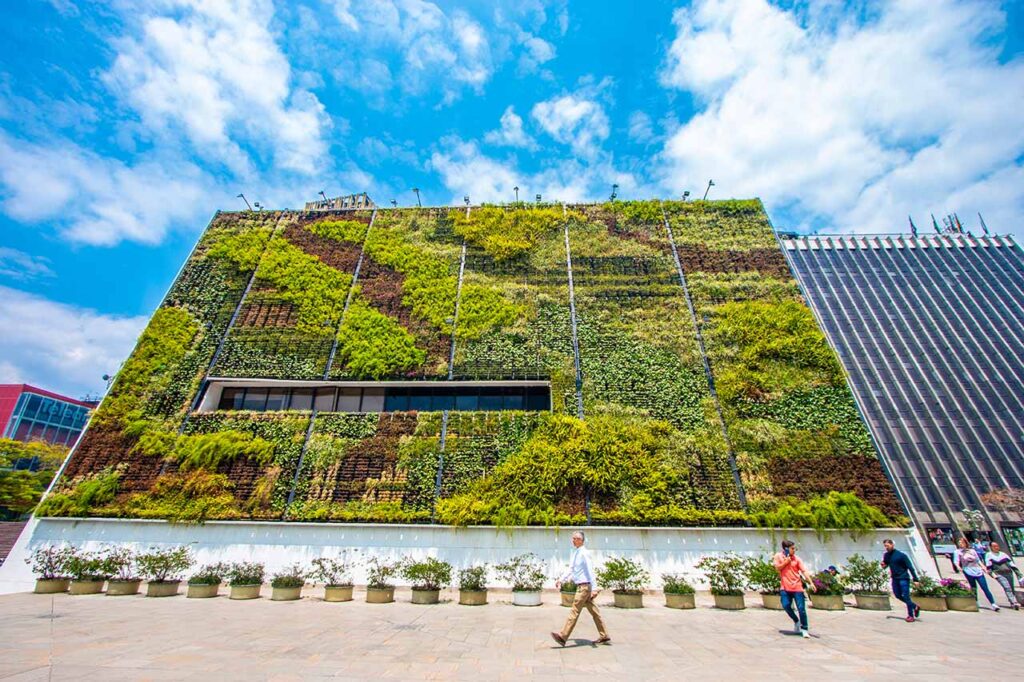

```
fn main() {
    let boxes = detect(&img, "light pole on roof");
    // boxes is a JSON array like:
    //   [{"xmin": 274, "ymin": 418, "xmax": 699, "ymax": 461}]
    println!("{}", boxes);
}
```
[
  {"xmin": 514, "ymin": 186, "xmax": 519, "ymax": 203},
  {"xmin": 236, "ymin": 193, "xmax": 252, "ymax": 211},
  {"xmin": 702, "ymin": 179, "xmax": 715, "ymax": 201},
  {"xmin": 413, "ymin": 188, "xmax": 422, "ymax": 207}
]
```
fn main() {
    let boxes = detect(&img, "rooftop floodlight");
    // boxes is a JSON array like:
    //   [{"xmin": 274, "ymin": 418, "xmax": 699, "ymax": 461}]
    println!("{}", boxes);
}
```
[
  {"xmin": 464, "ymin": 195, "xmax": 470, "ymax": 206},
  {"xmin": 514, "ymin": 185, "xmax": 519, "ymax": 202},
  {"xmin": 535, "ymin": 193, "xmax": 542, "ymax": 204},
  {"xmin": 391, "ymin": 199, "xmax": 398, "ymax": 207},
  {"xmin": 254, "ymin": 202, "xmax": 262, "ymax": 211},
  {"xmin": 412, "ymin": 188, "xmax": 422, "ymax": 207},
  {"xmin": 318, "ymin": 190, "xmax": 328, "ymax": 203},
  {"xmin": 237, "ymin": 193, "xmax": 253, "ymax": 211},
  {"xmin": 682, "ymin": 190, "xmax": 691, "ymax": 201},
  {"xmin": 102, "ymin": 374, "xmax": 114, "ymax": 390},
  {"xmin": 610, "ymin": 183, "xmax": 619, "ymax": 201},
  {"xmin": 702, "ymin": 179, "xmax": 715, "ymax": 201}
]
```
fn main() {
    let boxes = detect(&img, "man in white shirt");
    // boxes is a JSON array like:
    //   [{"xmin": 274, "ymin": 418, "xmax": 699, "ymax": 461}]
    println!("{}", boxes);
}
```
[{"xmin": 551, "ymin": 531, "xmax": 610, "ymax": 646}]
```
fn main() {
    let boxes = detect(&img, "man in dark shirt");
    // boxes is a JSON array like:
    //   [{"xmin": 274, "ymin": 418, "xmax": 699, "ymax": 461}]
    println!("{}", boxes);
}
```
[{"xmin": 881, "ymin": 538, "xmax": 920, "ymax": 622}]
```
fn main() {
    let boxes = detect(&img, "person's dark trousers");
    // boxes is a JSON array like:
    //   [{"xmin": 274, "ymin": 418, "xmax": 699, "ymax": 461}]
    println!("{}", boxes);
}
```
[
  {"xmin": 780, "ymin": 590, "xmax": 808, "ymax": 630},
  {"xmin": 965, "ymin": 573, "xmax": 997, "ymax": 605},
  {"xmin": 892, "ymin": 578, "xmax": 917, "ymax": 617}
]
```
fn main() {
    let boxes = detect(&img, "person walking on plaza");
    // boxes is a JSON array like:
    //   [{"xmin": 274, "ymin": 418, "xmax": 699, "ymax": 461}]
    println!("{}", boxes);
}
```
[
  {"xmin": 881, "ymin": 538, "xmax": 921, "ymax": 622},
  {"xmin": 773, "ymin": 540, "xmax": 815, "ymax": 639},
  {"xmin": 551, "ymin": 531, "xmax": 609, "ymax": 646},
  {"xmin": 955, "ymin": 536, "xmax": 1000, "ymax": 611},
  {"xmin": 984, "ymin": 541, "xmax": 1020, "ymax": 610}
]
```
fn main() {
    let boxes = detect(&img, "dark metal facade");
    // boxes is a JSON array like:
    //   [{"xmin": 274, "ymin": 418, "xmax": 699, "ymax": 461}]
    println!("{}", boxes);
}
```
[{"xmin": 781, "ymin": 233, "xmax": 1024, "ymax": 538}]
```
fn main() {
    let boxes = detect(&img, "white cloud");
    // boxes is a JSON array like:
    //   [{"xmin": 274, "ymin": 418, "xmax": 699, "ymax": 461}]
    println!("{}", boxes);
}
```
[
  {"xmin": 531, "ymin": 91, "xmax": 610, "ymax": 158},
  {"xmin": 0, "ymin": 248, "xmax": 54, "ymax": 281},
  {"xmin": 627, "ymin": 111, "xmax": 655, "ymax": 144},
  {"xmin": 0, "ymin": 286, "xmax": 148, "ymax": 397},
  {"xmin": 0, "ymin": 133, "xmax": 210, "ymax": 246},
  {"xmin": 657, "ymin": 0, "xmax": 1024, "ymax": 237},
  {"xmin": 484, "ymin": 107, "xmax": 536, "ymax": 149},
  {"xmin": 517, "ymin": 32, "xmax": 556, "ymax": 74},
  {"xmin": 105, "ymin": 0, "xmax": 330, "ymax": 175},
  {"xmin": 430, "ymin": 138, "xmax": 642, "ymax": 205}
]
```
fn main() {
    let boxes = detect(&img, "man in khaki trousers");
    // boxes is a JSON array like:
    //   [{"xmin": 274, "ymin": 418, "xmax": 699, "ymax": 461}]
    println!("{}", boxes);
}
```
[{"xmin": 551, "ymin": 531, "xmax": 610, "ymax": 646}]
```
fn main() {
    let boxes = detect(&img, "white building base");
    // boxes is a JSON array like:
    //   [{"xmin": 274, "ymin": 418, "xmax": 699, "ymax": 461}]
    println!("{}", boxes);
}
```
[{"xmin": 0, "ymin": 517, "xmax": 934, "ymax": 595}]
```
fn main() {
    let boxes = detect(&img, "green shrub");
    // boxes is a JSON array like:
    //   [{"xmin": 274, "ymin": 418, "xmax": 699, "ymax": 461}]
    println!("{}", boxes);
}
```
[
  {"xmin": 560, "ymin": 580, "xmax": 577, "ymax": 593},
  {"xmin": 940, "ymin": 579, "xmax": 973, "ymax": 597},
  {"xmin": 227, "ymin": 561, "xmax": 265, "ymax": 586},
  {"xmin": 458, "ymin": 565, "xmax": 488, "ymax": 591},
  {"xmin": 696, "ymin": 553, "xmax": 747, "ymax": 596},
  {"xmin": 661, "ymin": 573, "xmax": 695, "ymax": 595},
  {"xmin": 112, "ymin": 471, "xmax": 242, "ymax": 523},
  {"xmin": 495, "ymin": 553, "xmax": 546, "ymax": 591},
  {"xmin": 189, "ymin": 563, "xmax": 228, "ymax": 586},
  {"xmin": 102, "ymin": 546, "xmax": 138, "ymax": 581},
  {"xmin": 596, "ymin": 556, "xmax": 650, "ymax": 594},
  {"xmin": 255, "ymin": 237, "xmax": 350, "ymax": 334},
  {"xmin": 205, "ymin": 226, "xmax": 274, "ymax": 271},
  {"xmin": 334, "ymin": 300, "xmax": 425, "ymax": 378},
  {"xmin": 65, "ymin": 550, "xmax": 109, "ymax": 581},
  {"xmin": 810, "ymin": 570, "xmax": 845, "ymax": 596},
  {"xmin": 271, "ymin": 563, "xmax": 306, "ymax": 588},
  {"xmin": 751, "ymin": 492, "xmax": 893, "ymax": 535},
  {"xmin": 310, "ymin": 555, "xmax": 359, "ymax": 587},
  {"xmin": 365, "ymin": 557, "xmax": 402, "ymax": 589},
  {"xmin": 26, "ymin": 545, "xmax": 76, "ymax": 580},
  {"xmin": 452, "ymin": 206, "xmax": 574, "ymax": 261},
  {"xmin": 844, "ymin": 553, "xmax": 888, "ymax": 594},
  {"xmin": 744, "ymin": 556, "xmax": 781, "ymax": 594},
  {"xmin": 36, "ymin": 470, "xmax": 120, "ymax": 518},
  {"xmin": 0, "ymin": 439, "xmax": 67, "ymax": 514},
  {"xmin": 307, "ymin": 219, "xmax": 368, "ymax": 245},
  {"xmin": 911, "ymin": 576, "xmax": 946, "ymax": 597},
  {"xmin": 137, "ymin": 546, "xmax": 193, "ymax": 583},
  {"xmin": 402, "ymin": 557, "xmax": 453, "ymax": 590}
]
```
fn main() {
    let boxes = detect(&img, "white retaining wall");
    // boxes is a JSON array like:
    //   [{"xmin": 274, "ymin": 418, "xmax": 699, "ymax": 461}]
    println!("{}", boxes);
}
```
[{"xmin": 0, "ymin": 517, "xmax": 935, "ymax": 594}]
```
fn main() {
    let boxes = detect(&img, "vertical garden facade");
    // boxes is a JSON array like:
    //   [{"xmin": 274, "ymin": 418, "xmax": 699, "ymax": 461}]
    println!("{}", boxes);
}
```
[{"xmin": 40, "ymin": 201, "xmax": 904, "ymax": 530}]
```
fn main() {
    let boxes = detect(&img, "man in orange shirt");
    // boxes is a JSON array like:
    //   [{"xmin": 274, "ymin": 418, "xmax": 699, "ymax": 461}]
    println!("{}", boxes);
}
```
[{"xmin": 773, "ymin": 539, "xmax": 816, "ymax": 639}]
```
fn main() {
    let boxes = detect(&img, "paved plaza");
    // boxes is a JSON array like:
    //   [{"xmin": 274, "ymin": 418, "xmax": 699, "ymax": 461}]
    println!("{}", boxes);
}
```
[{"xmin": 2, "ymin": 588, "xmax": 1022, "ymax": 681}]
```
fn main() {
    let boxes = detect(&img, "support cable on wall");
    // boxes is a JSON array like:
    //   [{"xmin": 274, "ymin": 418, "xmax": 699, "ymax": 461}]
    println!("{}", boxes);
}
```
[
  {"xmin": 563, "ymin": 205, "xmax": 591, "ymax": 523},
  {"xmin": 660, "ymin": 203, "xmax": 748, "ymax": 510}
]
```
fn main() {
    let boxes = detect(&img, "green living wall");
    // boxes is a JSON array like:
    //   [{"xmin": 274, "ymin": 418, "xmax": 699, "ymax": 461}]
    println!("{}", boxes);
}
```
[{"xmin": 41, "ymin": 202, "xmax": 904, "ymax": 528}]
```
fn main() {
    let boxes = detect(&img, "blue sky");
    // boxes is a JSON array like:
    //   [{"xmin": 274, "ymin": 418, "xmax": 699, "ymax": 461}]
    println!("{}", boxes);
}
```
[{"xmin": 1, "ymin": 0, "xmax": 1023, "ymax": 398}]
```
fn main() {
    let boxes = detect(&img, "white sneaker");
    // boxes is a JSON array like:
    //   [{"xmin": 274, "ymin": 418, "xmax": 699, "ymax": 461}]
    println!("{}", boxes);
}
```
[
  {"xmin": 793, "ymin": 622, "xmax": 802, "ymax": 634},
  {"xmin": 801, "ymin": 630, "xmax": 811, "ymax": 639},
  {"xmin": 993, "ymin": 605, "xmax": 1001, "ymax": 612}
]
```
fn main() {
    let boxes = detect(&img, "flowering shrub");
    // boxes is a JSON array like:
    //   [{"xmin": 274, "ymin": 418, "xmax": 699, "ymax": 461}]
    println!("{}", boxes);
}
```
[
  {"xmin": 811, "ymin": 570, "xmax": 845, "ymax": 596},
  {"xmin": 940, "ymin": 578, "xmax": 973, "ymax": 596}
]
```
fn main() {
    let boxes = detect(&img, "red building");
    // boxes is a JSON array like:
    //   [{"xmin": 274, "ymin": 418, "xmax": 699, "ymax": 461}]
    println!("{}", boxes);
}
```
[{"xmin": 0, "ymin": 385, "xmax": 94, "ymax": 448}]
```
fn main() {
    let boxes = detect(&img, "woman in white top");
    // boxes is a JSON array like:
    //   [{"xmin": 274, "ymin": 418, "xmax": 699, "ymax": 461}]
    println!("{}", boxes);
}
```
[
  {"xmin": 956, "ymin": 537, "xmax": 999, "ymax": 611},
  {"xmin": 985, "ymin": 541, "xmax": 1021, "ymax": 610}
]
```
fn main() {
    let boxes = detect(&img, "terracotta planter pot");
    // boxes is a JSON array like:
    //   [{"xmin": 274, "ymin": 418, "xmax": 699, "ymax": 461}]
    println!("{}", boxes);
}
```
[
  {"xmin": 459, "ymin": 589, "xmax": 487, "ymax": 606},
  {"xmin": 946, "ymin": 595, "xmax": 979, "ymax": 612},
  {"xmin": 229, "ymin": 584, "xmax": 262, "ymax": 600},
  {"xmin": 146, "ymin": 581, "xmax": 181, "ymax": 598},
  {"xmin": 811, "ymin": 594, "xmax": 845, "ymax": 611},
  {"xmin": 665, "ymin": 592, "xmax": 695, "ymax": 609},
  {"xmin": 613, "ymin": 591, "xmax": 643, "ymax": 609},
  {"xmin": 69, "ymin": 580, "xmax": 104, "ymax": 595},
  {"xmin": 271, "ymin": 586, "xmax": 302, "ymax": 601},
  {"xmin": 411, "ymin": 588, "xmax": 440, "ymax": 605},
  {"xmin": 854, "ymin": 593, "xmax": 891, "ymax": 611},
  {"xmin": 712, "ymin": 593, "xmax": 745, "ymax": 610},
  {"xmin": 914, "ymin": 595, "xmax": 947, "ymax": 612},
  {"xmin": 512, "ymin": 590, "xmax": 542, "ymax": 607},
  {"xmin": 560, "ymin": 591, "xmax": 575, "ymax": 607},
  {"xmin": 34, "ymin": 579, "xmax": 69, "ymax": 594},
  {"xmin": 106, "ymin": 580, "xmax": 142, "ymax": 596},
  {"xmin": 324, "ymin": 585, "xmax": 354, "ymax": 602},
  {"xmin": 761, "ymin": 593, "xmax": 783, "ymax": 610},
  {"xmin": 366, "ymin": 587, "xmax": 395, "ymax": 604},
  {"xmin": 187, "ymin": 583, "xmax": 220, "ymax": 599}
]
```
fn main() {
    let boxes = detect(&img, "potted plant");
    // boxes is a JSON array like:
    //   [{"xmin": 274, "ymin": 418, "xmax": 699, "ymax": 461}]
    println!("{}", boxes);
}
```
[
  {"xmin": 137, "ymin": 546, "xmax": 193, "ymax": 598},
  {"xmin": 103, "ymin": 547, "xmax": 142, "ymax": 596},
  {"xmin": 66, "ymin": 550, "xmax": 108, "ymax": 595},
  {"xmin": 365, "ymin": 557, "xmax": 401, "ymax": 603},
  {"xmin": 911, "ymin": 576, "xmax": 948, "ymax": 612},
  {"xmin": 187, "ymin": 563, "xmax": 227, "ymax": 598},
  {"xmin": 270, "ymin": 564, "xmax": 306, "ymax": 601},
  {"xmin": 458, "ymin": 565, "xmax": 488, "ymax": 606},
  {"xmin": 941, "ymin": 578, "xmax": 978, "ymax": 612},
  {"xmin": 662, "ymin": 574, "xmax": 696, "ymax": 609},
  {"xmin": 844, "ymin": 554, "xmax": 891, "ymax": 611},
  {"xmin": 597, "ymin": 556, "xmax": 649, "ymax": 609},
  {"xmin": 227, "ymin": 561, "xmax": 265, "ymax": 600},
  {"xmin": 402, "ymin": 557, "xmax": 452, "ymax": 605},
  {"xmin": 744, "ymin": 556, "xmax": 782, "ymax": 610},
  {"xmin": 26, "ymin": 545, "xmax": 75, "ymax": 594},
  {"xmin": 809, "ymin": 570, "xmax": 846, "ymax": 611},
  {"xmin": 560, "ymin": 580, "xmax": 577, "ymax": 607},
  {"xmin": 310, "ymin": 556, "xmax": 357, "ymax": 602},
  {"xmin": 696, "ymin": 554, "xmax": 747, "ymax": 610},
  {"xmin": 495, "ymin": 553, "xmax": 546, "ymax": 606}
]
